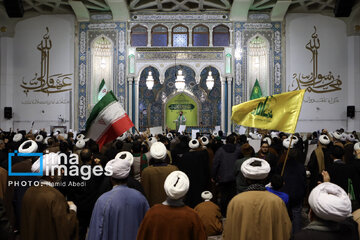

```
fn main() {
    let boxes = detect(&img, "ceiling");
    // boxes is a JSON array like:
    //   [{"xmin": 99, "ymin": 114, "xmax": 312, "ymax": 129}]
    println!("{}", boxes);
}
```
[{"xmin": 0, "ymin": 0, "xmax": 358, "ymax": 16}]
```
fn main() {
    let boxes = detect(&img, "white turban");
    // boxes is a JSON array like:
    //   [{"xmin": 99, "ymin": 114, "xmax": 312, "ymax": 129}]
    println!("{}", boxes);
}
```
[
  {"xmin": 13, "ymin": 133, "xmax": 22, "ymax": 143},
  {"xmin": 347, "ymin": 134, "xmax": 356, "ymax": 142},
  {"xmin": 333, "ymin": 131, "xmax": 341, "ymax": 140},
  {"xmin": 291, "ymin": 135, "xmax": 299, "ymax": 145},
  {"xmin": 35, "ymin": 135, "xmax": 44, "ymax": 143},
  {"xmin": 164, "ymin": 171, "xmax": 190, "ymax": 200},
  {"xmin": 31, "ymin": 152, "xmax": 60, "ymax": 175},
  {"xmin": 76, "ymin": 140, "xmax": 86, "ymax": 149},
  {"xmin": 263, "ymin": 137, "xmax": 272, "ymax": 146},
  {"xmin": 201, "ymin": 191, "xmax": 213, "ymax": 201},
  {"xmin": 117, "ymin": 133, "xmax": 127, "ymax": 141},
  {"xmin": 213, "ymin": 132, "xmax": 219, "ymax": 137},
  {"xmin": 147, "ymin": 137, "xmax": 157, "ymax": 147},
  {"xmin": 309, "ymin": 182, "xmax": 352, "ymax": 222},
  {"xmin": 77, "ymin": 134, "xmax": 85, "ymax": 141},
  {"xmin": 249, "ymin": 132, "xmax": 261, "ymax": 140},
  {"xmin": 44, "ymin": 136, "xmax": 51, "ymax": 145},
  {"xmin": 150, "ymin": 142, "xmax": 167, "ymax": 160},
  {"xmin": 189, "ymin": 139, "xmax": 199, "ymax": 149},
  {"xmin": 354, "ymin": 142, "xmax": 360, "ymax": 151},
  {"xmin": 282, "ymin": 138, "xmax": 294, "ymax": 149},
  {"xmin": 340, "ymin": 133, "xmax": 347, "ymax": 142},
  {"xmin": 241, "ymin": 158, "xmax": 271, "ymax": 180},
  {"xmin": 19, "ymin": 140, "xmax": 38, "ymax": 153},
  {"xmin": 105, "ymin": 153, "xmax": 133, "ymax": 179},
  {"xmin": 167, "ymin": 133, "xmax": 173, "ymax": 140},
  {"xmin": 201, "ymin": 136, "xmax": 209, "ymax": 146},
  {"xmin": 319, "ymin": 135, "xmax": 330, "ymax": 145},
  {"xmin": 270, "ymin": 132, "xmax": 279, "ymax": 139},
  {"xmin": 114, "ymin": 151, "xmax": 134, "ymax": 166}
]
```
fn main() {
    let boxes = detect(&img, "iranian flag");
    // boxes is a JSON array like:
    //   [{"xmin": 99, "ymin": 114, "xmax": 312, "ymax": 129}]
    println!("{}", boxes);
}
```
[
  {"xmin": 97, "ymin": 79, "xmax": 107, "ymax": 101},
  {"xmin": 86, "ymin": 91, "xmax": 133, "ymax": 149}
]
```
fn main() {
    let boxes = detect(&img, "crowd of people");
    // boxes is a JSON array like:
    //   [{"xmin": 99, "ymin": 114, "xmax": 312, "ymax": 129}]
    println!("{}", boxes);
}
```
[{"xmin": 0, "ymin": 127, "xmax": 360, "ymax": 240}]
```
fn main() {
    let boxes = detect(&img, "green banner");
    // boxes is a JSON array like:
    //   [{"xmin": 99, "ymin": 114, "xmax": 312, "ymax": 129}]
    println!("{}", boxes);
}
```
[{"xmin": 166, "ymin": 93, "xmax": 197, "ymax": 130}]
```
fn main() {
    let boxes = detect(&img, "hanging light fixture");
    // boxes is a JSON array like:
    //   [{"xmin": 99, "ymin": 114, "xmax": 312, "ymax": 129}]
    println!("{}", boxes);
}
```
[
  {"xmin": 175, "ymin": 68, "xmax": 186, "ymax": 90},
  {"xmin": 206, "ymin": 67, "xmax": 214, "ymax": 90},
  {"xmin": 146, "ymin": 70, "xmax": 154, "ymax": 90}
]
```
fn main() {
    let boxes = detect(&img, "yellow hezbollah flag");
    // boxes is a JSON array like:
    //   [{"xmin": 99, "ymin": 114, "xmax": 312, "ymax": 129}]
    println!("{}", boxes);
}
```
[{"xmin": 231, "ymin": 89, "xmax": 305, "ymax": 133}]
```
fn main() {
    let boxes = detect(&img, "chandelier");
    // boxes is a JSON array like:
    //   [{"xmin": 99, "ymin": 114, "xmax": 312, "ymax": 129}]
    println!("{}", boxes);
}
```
[
  {"xmin": 146, "ymin": 70, "xmax": 154, "ymax": 90},
  {"xmin": 206, "ymin": 69, "xmax": 214, "ymax": 90},
  {"xmin": 175, "ymin": 69, "xmax": 186, "ymax": 90}
]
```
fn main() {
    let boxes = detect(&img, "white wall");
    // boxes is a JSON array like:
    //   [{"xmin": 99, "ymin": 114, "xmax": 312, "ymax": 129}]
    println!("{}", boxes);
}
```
[
  {"xmin": 9, "ymin": 15, "xmax": 75, "ymax": 132},
  {"xmin": 0, "ymin": 37, "xmax": 14, "ymax": 131},
  {"xmin": 286, "ymin": 13, "xmax": 356, "ymax": 132}
]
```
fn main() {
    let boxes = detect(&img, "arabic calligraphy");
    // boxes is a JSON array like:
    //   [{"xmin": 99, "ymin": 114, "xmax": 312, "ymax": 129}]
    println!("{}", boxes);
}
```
[
  {"xmin": 21, "ymin": 98, "xmax": 70, "ymax": 105},
  {"xmin": 21, "ymin": 27, "xmax": 72, "ymax": 96},
  {"xmin": 303, "ymin": 96, "xmax": 339, "ymax": 104},
  {"xmin": 289, "ymin": 26, "xmax": 342, "ymax": 93},
  {"xmin": 251, "ymin": 96, "xmax": 273, "ymax": 119}
]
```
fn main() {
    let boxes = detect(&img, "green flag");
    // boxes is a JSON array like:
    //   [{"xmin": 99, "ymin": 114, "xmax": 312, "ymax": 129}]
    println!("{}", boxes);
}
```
[
  {"xmin": 98, "ymin": 79, "xmax": 107, "ymax": 101},
  {"xmin": 250, "ymin": 79, "xmax": 263, "ymax": 100}
]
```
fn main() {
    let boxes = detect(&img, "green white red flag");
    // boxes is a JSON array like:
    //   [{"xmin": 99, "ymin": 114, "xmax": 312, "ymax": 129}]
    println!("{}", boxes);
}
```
[{"xmin": 86, "ymin": 91, "xmax": 133, "ymax": 149}]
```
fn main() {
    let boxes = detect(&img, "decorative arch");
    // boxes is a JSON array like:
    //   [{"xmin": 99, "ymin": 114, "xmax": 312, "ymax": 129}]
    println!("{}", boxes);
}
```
[
  {"xmin": 164, "ymin": 91, "xmax": 200, "ymax": 130},
  {"xmin": 131, "ymin": 24, "xmax": 148, "ymax": 46},
  {"xmin": 193, "ymin": 24, "xmax": 209, "ymax": 46},
  {"xmin": 90, "ymin": 35, "xmax": 114, "ymax": 105},
  {"xmin": 151, "ymin": 24, "xmax": 168, "ymax": 46},
  {"xmin": 246, "ymin": 34, "xmax": 270, "ymax": 99},
  {"xmin": 172, "ymin": 24, "xmax": 189, "ymax": 47},
  {"xmin": 213, "ymin": 24, "xmax": 230, "ymax": 46}
]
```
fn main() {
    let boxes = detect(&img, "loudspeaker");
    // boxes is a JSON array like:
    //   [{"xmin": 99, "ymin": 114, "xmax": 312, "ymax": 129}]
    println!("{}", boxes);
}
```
[
  {"xmin": 3, "ymin": 0, "xmax": 24, "ymax": 18},
  {"xmin": 334, "ymin": 0, "xmax": 355, "ymax": 17},
  {"xmin": 4, "ymin": 107, "xmax": 12, "ymax": 119},
  {"xmin": 347, "ymin": 105, "xmax": 355, "ymax": 118}
]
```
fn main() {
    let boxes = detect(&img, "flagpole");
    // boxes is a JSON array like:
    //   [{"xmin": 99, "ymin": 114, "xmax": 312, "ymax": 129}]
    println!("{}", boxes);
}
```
[
  {"xmin": 281, "ymin": 134, "xmax": 294, "ymax": 176},
  {"xmin": 133, "ymin": 126, "xmax": 141, "ymax": 136}
]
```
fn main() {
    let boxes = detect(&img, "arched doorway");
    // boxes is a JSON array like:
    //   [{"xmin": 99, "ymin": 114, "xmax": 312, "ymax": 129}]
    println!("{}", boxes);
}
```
[{"xmin": 165, "ymin": 92, "xmax": 198, "ymax": 130}]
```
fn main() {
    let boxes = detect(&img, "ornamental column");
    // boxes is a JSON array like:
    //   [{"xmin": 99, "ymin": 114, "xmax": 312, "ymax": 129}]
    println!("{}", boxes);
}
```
[
  {"xmin": 221, "ymin": 77, "xmax": 226, "ymax": 132},
  {"xmin": 127, "ymin": 77, "xmax": 133, "ymax": 120},
  {"xmin": 227, "ymin": 77, "xmax": 233, "ymax": 135},
  {"xmin": 135, "ymin": 78, "xmax": 139, "ymax": 129}
]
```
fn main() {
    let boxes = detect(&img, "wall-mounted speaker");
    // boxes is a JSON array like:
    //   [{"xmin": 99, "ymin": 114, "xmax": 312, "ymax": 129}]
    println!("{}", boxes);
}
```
[
  {"xmin": 347, "ymin": 105, "xmax": 355, "ymax": 118},
  {"xmin": 4, "ymin": 107, "xmax": 12, "ymax": 119},
  {"xmin": 3, "ymin": 0, "xmax": 24, "ymax": 18}
]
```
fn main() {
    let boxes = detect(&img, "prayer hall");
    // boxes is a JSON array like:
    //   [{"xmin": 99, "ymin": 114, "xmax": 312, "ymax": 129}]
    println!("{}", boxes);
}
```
[{"xmin": 0, "ymin": 0, "xmax": 360, "ymax": 239}]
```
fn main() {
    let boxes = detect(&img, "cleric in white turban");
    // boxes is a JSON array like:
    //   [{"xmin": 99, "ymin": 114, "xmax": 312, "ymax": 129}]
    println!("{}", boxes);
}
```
[
  {"xmin": 224, "ymin": 158, "xmax": 291, "ymax": 240},
  {"xmin": 105, "ymin": 151, "xmax": 134, "ymax": 179},
  {"xmin": 294, "ymin": 182, "xmax": 356, "ymax": 240},
  {"xmin": 88, "ymin": 151, "xmax": 149, "ymax": 240},
  {"xmin": 241, "ymin": 157, "xmax": 271, "ymax": 180},
  {"xmin": 21, "ymin": 152, "xmax": 78, "ymax": 240},
  {"xmin": 189, "ymin": 139, "xmax": 200, "ymax": 150},
  {"xmin": 150, "ymin": 142, "xmax": 167, "ymax": 161},
  {"xmin": 137, "ymin": 170, "xmax": 207, "ymax": 239},
  {"xmin": 19, "ymin": 140, "xmax": 38, "ymax": 153},
  {"xmin": 201, "ymin": 191, "xmax": 213, "ymax": 201},
  {"xmin": 163, "ymin": 170, "xmax": 190, "ymax": 202},
  {"xmin": 193, "ymin": 190, "xmax": 223, "ymax": 236}
]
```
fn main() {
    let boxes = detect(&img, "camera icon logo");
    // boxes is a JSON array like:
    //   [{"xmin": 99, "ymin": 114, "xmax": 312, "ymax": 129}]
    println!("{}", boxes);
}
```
[{"xmin": 8, "ymin": 150, "xmax": 43, "ymax": 176}]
